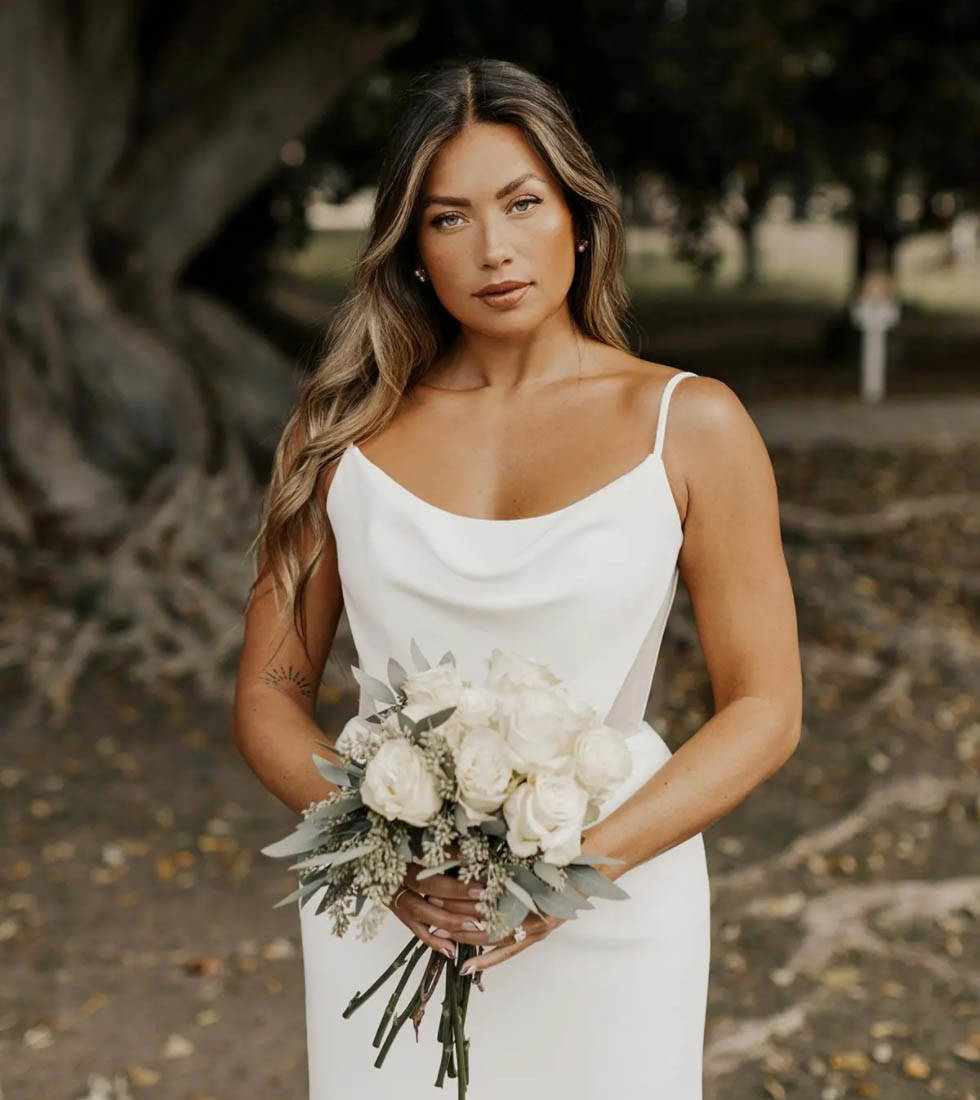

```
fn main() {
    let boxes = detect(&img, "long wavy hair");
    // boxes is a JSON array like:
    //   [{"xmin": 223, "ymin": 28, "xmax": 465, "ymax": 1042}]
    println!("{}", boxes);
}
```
[{"xmin": 245, "ymin": 57, "xmax": 634, "ymax": 663}]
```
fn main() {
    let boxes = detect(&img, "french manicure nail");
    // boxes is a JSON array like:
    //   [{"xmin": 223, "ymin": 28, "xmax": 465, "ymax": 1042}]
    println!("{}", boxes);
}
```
[
  {"xmin": 429, "ymin": 897, "xmax": 445, "ymax": 907},
  {"xmin": 433, "ymin": 927, "xmax": 452, "ymax": 937},
  {"xmin": 441, "ymin": 946, "xmax": 455, "ymax": 960},
  {"xmin": 468, "ymin": 887, "xmax": 483, "ymax": 898}
]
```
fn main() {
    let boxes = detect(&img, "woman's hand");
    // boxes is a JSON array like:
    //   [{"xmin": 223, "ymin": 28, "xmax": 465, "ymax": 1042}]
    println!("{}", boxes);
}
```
[
  {"xmin": 458, "ymin": 911, "xmax": 566, "ymax": 977},
  {"xmin": 386, "ymin": 849, "xmax": 488, "ymax": 959}
]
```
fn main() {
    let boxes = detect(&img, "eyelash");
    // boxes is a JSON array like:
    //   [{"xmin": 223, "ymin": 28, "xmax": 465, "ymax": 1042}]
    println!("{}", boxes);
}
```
[{"xmin": 430, "ymin": 195, "xmax": 542, "ymax": 229}]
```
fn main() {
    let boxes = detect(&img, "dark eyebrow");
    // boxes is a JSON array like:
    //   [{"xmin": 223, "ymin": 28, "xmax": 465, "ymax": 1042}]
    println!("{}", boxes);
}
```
[{"xmin": 420, "ymin": 172, "xmax": 546, "ymax": 211}]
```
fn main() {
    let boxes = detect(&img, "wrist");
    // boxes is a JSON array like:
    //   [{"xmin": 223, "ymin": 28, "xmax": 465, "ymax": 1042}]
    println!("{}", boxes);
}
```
[{"xmin": 578, "ymin": 820, "xmax": 634, "ymax": 883}]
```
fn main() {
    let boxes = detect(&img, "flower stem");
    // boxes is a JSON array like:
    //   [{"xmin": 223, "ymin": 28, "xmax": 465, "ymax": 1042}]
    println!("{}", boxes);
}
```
[
  {"xmin": 371, "ymin": 939, "xmax": 428, "ymax": 1048},
  {"xmin": 374, "ymin": 982, "xmax": 425, "ymax": 1068},
  {"xmin": 342, "ymin": 933, "xmax": 418, "ymax": 1019},
  {"xmin": 447, "ymin": 956, "xmax": 468, "ymax": 1097}
]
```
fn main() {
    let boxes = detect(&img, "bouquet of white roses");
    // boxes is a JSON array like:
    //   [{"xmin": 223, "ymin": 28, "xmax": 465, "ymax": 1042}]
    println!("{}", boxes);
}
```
[{"xmin": 261, "ymin": 639, "xmax": 633, "ymax": 1096}]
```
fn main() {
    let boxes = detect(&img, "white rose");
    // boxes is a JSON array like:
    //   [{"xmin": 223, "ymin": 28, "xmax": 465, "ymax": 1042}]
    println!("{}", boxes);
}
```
[
  {"xmin": 334, "ymin": 715, "xmax": 374, "ymax": 764},
  {"xmin": 436, "ymin": 685, "xmax": 501, "ymax": 752},
  {"xmin": 401, "ymin": 662, "xmax": 466, "ymax": 711},
  {"xmin": 454, "ymin": 726, "xmax": 515, "ymax": 825},
  {"xmin": 573, "ymin": 724, "xmax": 633, "ymax": 801},
  {"xmin": 502, "ymin": 772, "xmax": 589, "ymax": 865},
  {"xmin": 360, "ymin": 737, "xmax": 443, "ymax": 827},
  {"xmin": 499, "ymin": 686, "xmax": 589, "ymax": 776},
  {"xmin": 485, "ymin": 648, "xmax": 562, "ymax": 694}
]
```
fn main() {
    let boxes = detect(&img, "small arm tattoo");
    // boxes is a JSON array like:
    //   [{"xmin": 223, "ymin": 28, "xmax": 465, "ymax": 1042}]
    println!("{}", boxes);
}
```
[{"xmin": 260, "ymin": 663, "xmax": 314, "ymax": 698}]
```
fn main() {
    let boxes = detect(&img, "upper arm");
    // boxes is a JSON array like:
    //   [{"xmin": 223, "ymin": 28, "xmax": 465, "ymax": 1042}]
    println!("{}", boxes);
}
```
[
  {"xmin": 232, "ymin": 445, "xmax": 345, "ymax": 727},
  {"xmin": 669, "ymin": 377, "xmax": 802, "ymax": 735}
]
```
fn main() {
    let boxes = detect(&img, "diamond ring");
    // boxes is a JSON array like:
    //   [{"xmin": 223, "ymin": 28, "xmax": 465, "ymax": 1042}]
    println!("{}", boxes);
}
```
[{"xmin": 513, "ymin": 924, "xmax": 527, "ymax": 943}]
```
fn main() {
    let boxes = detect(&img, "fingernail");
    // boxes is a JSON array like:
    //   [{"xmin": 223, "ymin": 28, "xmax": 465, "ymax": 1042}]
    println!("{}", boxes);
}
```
[
  {"xmin": 468, "ymin": 887, "xmax": 483, "ymax": 899},
  {"xmin": 463, "ymin": 919, "xmax": 485, "ymax": 931},
  {"xmin": 460, "ymin": 962, "xmax": 474, "ymax": 976},
  {"xmin": 441, "ymin": 945, "xmax": 455, "ymax": 960},
  {"xmin": 429, "ymin": 897, "xmax": 445, "ymax": 907},
  {"xmin": 433, "ymin": 927, "xmax": 452, "ymax": 937}
]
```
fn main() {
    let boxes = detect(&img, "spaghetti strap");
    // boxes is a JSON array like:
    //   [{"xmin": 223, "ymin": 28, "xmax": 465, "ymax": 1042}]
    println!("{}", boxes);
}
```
[{"xmin": 652, "ymin": 370, "xmax": 698, "ymax": 460}]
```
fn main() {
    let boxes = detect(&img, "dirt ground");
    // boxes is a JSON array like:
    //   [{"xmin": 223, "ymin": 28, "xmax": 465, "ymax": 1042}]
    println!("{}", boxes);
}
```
[{"xmin": 2, "ymin": 432, "xmax": 979, "ymax": 1100}]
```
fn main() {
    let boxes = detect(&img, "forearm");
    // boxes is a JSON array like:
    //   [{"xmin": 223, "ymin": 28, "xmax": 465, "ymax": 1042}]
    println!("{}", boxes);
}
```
[
  {"xmin": 581, "ymin": 696, "xmax": 800, "ymax": 880},
  {"xmin": 232, "ymin": 689, "xmax": 341, "ymax": 817}
]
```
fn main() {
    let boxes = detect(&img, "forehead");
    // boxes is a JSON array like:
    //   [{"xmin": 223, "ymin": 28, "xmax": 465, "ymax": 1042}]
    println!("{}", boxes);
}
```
[{"xmin": 421, "ymin": 122, "xmax": 554, "ymax": 195}]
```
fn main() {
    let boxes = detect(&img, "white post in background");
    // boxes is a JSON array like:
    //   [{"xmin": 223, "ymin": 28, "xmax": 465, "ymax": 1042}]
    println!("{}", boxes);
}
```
[{"xmin": 850, "ymin": 270, "xmax": 900, "ymax": 404}]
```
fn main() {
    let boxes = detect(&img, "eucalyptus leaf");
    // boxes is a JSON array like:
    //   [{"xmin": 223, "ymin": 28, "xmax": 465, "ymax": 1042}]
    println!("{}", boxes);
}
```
[
  {"xmin": 438, "ymin": 650, "xmax": 456, "ymax": 666},
  {"xmin": 564, "ymin": 863, "xmax": 631, "ymax": 900},
  {"xmin": 410, "ymin": 637, "xmax": 430, "ymax": 671},
  {"xmin": 522, "ymin": 884, "xmax": 580, "ymax": 920},
  {"xmin": 408, "ymin": 829, "xmax": 424, "ymax": 861},
  {"xmin": 351, "ymin": 664, "xmax": 398, "ymax": 705},
  {"xmin": 387, "ymin": 657, "xmax": 408, "ymax": 693},
  {"xmin": 502, "ymin": 875, "xmax": 539, "ymax": 915},
  {"xmin": 531, "ymin": 859, "xmax": 566, "ymax": 891},
  {"xmin": 416, "ymin": 859, "xmax": 460, "ymax": 880},
  {"xmin": 364, "ymin": 713, "xmax": 382, "ymax": 724},
  {"xmin": 312, "ymin": 754, "xmax": 357, "ymax": 789},
  {"xmin": 478, "ymin": 815, "xmax": 507, "ymax": 837},
  {"xmin": 397, "ymin": 710, "xmax": 418, "ymax": 736},
  {"xmin": 562, "ymin": 886, "xmax": 595, "ymax": 911},
  {"xmin": 300, "ymin": 879, "xmax": 330, "ymax": 909},
  {"xmin": 419, "ymin": 705, "xmax": 458, "ymax": 732},
  {"xmin": 272, "ymin": 877, "xmax": 326, "ymax": 909},
  {"xmin": 260, "ymin": 818, "xmax": 327, "ymax": 858},
  {"xmin": 568, "ymin": 850, "xmax": 627, "ymax": 867},
  {"xmin": 309, "ymin": 793, "xmax": 363, "ymax": 820},
  {"xmin": 508, "ymin": 864, "xmax": 546, "ymax": 896},
  {"xmin": 353, "ymin": 892, "xmax": 368, "ymax": 916},
  {"xmin": 511, "ymin": 865, "xmax": 580, "ymax": 918},
  {"xmin": 454, "ymin": 803, "xmax": 472, "ymax": 834},
  {"xmin": 489, "ymin": 890, "xmax": 530, "ymax": 941},
  {"xmin": 288, "ymin": 841, "xmax": 375, "ymax": 872}
]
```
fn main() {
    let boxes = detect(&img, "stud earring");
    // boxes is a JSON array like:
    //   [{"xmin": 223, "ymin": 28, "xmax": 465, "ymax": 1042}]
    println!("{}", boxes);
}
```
[
  {"xmin": 414, "ymin": 266, "xmax": 427, "ymax": 282},
  {"xmin": 575, "ymin": 239, "xmax": 587, "ymax": 253}
]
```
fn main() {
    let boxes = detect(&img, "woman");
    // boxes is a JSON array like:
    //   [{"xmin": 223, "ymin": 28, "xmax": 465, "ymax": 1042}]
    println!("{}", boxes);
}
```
[{"xmin": 233, "ymin": 58, "xmax": 802, "ymax": 1099}]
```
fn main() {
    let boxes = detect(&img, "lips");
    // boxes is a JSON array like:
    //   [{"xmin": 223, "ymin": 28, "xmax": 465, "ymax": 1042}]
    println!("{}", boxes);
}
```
[
  {"xmin": 475, "ymin": 282, "xmax": 531, "ymax": 310},
  {"xmin": 475, "ymin": 280, "xmax": 529, "ymax": 297}
]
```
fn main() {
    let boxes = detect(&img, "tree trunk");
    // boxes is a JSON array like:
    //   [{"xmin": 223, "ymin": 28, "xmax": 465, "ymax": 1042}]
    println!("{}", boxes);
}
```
[{"xmin": 0, "ymin": 0, "xmax": 416, "ymax": 718}]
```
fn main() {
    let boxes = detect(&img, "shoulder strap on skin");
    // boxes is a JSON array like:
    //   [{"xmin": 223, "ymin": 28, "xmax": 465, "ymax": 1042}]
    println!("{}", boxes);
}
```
[{"xmin": 652, "ymin": 370, "xmax": 698, "ymax": 460}]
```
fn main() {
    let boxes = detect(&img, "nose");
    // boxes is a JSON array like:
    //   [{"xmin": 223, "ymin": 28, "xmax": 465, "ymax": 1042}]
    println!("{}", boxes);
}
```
[{"xmin": 478, "ymin": 218, "xmax": 512, "ymax": 269}]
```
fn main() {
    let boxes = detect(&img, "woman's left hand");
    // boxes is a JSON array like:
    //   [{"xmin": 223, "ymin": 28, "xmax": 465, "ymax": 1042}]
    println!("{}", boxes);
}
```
[{"xmin": 429, "ymin": 892, "xmax": 566, "ymax": 975}]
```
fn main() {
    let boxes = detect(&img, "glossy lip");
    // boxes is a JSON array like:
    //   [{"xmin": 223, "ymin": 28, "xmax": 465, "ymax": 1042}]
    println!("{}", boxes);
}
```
[
  {"xmin": 475, "ymin": 283, "xmax": 531, "ymax": 309},
  {"xmin": 474, "ymin": 279, "xmax": 529, "ymax": 297}
]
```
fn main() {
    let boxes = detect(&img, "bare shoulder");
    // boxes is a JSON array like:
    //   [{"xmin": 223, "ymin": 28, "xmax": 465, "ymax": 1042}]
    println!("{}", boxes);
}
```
[{"xmin": 628, "ymin": 362, "xmax": 765, "ymax": 465}]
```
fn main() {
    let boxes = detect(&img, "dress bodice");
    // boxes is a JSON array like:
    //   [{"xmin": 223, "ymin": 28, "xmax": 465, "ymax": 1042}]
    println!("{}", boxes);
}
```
[{"xmin": 326, "ymin": 370, "xmax": 698, "ymax": 734}]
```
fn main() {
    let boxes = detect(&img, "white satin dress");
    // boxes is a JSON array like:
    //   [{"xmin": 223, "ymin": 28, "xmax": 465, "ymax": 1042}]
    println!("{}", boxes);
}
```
[{"xmin": 298, "ymin": 369, "xmax": 711, "ymax": 1098}]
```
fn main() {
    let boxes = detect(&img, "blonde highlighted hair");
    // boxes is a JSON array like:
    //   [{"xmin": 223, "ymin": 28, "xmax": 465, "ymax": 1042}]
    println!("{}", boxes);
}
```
[{"xmin": 246, "ymin": 57, "xmax": 634, "ymax": 661}]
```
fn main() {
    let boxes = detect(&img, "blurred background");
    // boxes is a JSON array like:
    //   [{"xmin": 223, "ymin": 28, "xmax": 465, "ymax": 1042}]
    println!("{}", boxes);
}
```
[{"xmin": 1, "ymin": 2, "xmax": 978, "ymax": 1098}]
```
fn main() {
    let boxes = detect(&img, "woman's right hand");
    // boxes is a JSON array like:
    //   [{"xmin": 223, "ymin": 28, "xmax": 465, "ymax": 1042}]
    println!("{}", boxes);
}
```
[{"xmin": 387, "ymin": 860, "xmax": 488, "ymax": 959}]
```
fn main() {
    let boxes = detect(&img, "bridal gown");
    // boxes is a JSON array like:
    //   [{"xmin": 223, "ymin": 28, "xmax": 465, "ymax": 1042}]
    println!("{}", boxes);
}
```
[{"xmin": 297, "ymin": 369, "xmax": 711, "ymax": 1098}]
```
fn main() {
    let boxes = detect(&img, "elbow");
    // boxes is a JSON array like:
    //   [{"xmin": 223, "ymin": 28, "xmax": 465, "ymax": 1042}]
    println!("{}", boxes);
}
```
[{"xmin": 780, "ymin": 708, "xmax": 803, "ymax": 760}]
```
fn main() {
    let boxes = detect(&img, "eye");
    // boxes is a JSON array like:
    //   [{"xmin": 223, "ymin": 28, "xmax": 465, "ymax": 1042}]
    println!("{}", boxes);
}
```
[
  {"xmin": 429, "ymin": 195, "xmax": 542, "ymax": 230},
  {"xmin": 431, "ymin": 211, "xmax": 463, "ymax": 229}
]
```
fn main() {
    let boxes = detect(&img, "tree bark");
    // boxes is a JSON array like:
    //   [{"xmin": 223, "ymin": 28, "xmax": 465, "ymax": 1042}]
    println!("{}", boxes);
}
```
[{"xmin": 0, "ymin": 0, "xmax": 416, "ymax": 717}]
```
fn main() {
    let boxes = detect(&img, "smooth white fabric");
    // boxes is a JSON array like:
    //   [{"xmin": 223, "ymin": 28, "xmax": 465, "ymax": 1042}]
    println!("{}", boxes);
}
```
[{"xmin": 298, "ymin": 369, "xmax": 711, "ymax": 1098}]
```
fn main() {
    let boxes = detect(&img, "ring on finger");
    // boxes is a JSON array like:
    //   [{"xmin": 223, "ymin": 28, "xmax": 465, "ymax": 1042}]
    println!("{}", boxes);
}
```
[
  {"xmin": 393, "ymin": 887, "xmax": 408, "ymax": 910},
  {"xmin": 513, "ymin": 924, "xmax": 527, "ymax": 943}
]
